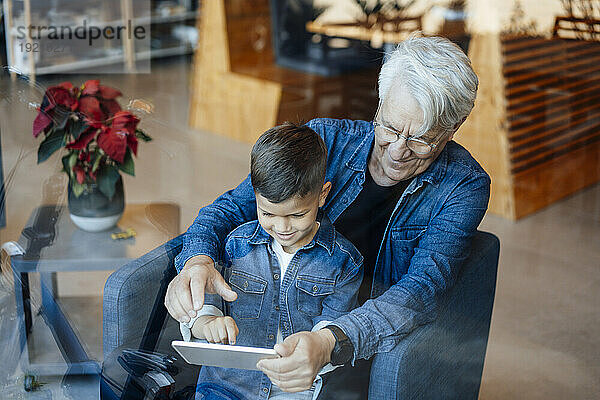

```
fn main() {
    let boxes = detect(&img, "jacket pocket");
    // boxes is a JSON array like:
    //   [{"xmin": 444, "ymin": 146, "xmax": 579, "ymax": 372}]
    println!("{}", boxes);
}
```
[
  {"xmin": 296, "ymin": 275, "xmax": 335, "ymax": 316},
  {"xmin": 390, "ymin": 226, "xmax": 427, "ymax": 259},
  {"xmin": 229, "ymin": 270, "xmax": 267, "ymax": 319}
]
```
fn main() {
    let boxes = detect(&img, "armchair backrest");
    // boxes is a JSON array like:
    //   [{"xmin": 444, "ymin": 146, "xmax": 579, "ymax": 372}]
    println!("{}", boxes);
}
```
[{"xmin": 103, "ymin": 235, "xmax": 183, "ymax": 358}]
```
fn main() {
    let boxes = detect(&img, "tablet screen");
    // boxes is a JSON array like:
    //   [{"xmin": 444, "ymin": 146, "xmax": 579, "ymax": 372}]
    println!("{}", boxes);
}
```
[{"xmin": 172, "ymin": 340, "xmax": 279, "ymax": 371}]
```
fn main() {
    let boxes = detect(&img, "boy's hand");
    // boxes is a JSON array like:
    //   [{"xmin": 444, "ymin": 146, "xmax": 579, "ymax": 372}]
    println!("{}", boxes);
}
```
[
  {"xmin": 191, "ymin": 315, "xmax": 239, "ymax": 345},
  {"xmin": 165, "ymin": 255, "xmax": 237, "ymax": 323}
]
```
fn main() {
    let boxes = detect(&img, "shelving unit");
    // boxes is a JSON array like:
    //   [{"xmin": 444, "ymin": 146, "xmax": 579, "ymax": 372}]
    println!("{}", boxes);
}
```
[{"xmin": 2, "ymin": 0, "xmax": 198, "ymax": 78}]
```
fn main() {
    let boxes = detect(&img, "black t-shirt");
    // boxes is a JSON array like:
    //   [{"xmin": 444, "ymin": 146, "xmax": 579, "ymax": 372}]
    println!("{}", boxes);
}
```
[{"xmin": 334, "ymin": 169, "xmax": 411, "ymax": 305}]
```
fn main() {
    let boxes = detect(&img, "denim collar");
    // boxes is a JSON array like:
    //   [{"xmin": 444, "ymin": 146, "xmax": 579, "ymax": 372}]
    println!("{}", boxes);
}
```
[
  {"xmin": 346, "ymin": 125, "xmax": 449, "ymax": 189},
  {"xmin": 247, "ymin": 213, "xmax": 335, "ymax": 256}
]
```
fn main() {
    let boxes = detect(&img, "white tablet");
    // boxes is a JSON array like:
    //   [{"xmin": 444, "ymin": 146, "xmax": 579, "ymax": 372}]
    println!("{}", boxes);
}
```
[{"xmin": 171, "ymin": 340, "xmax": 279, "ymax": 371}]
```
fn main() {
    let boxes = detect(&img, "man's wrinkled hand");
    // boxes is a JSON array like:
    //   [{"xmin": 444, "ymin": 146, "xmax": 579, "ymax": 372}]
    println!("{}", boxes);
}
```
[
  {"xmin": 256, "ymin": 330, "xmax": 335, "ymax": 392},
  {"xmin": 164, "ymin": 255, "xmax": 237, "ymax": 323}
]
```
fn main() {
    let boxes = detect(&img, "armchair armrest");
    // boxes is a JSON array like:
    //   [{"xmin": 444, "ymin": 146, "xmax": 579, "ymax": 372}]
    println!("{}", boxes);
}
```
[
  {"xmin": 103, "ymin": 235, "xmax": 183, "ymax": 359},
  {"xmin": 369, "ymin": 231, "xmax": 500, "ymax": 399}
]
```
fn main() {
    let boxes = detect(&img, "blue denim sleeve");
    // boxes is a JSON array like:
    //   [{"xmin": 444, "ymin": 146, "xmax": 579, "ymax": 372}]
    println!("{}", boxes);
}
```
[
  {"xmin": 330, "ymin": 173, "xmax": 491, "ymax": 362},
  {"xmin": 313, "ymin": 254, "xmax": 364, "ymax": 326},
  {"xmin": 174, "ymin": 174, "xmax": 257, "ymax": 272}
]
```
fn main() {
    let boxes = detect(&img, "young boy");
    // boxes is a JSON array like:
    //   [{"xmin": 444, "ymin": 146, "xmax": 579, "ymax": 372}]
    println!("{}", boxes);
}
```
[{"xmin": 179, "ymin": 122, "xmax": 363, "ymax": 400}]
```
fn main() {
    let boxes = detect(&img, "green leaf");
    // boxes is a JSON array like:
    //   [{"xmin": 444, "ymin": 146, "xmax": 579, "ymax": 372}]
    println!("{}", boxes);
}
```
[
  {"xmin": 135, "ymin": 129, "xmax": 152, "ymax": 142},
  {"xmin": 61, "ymin": 154, "xmax": 71, "ymax": 175},
  {"xmin": 54, "ymin": 108, "xmax": 71, "ymax": 130},
  {"xmin": 69, "ymin": 118, "xmax": 89, "ymax": 140},
  {"xmin": 91, "ymin": 150, "xmax": 103, "ymax": 173},
  {"xmin": 68, "ymin": 152, "xmax": 77, "ymax": 169},
  {"xmin": 119, "ymin": 148, "xmax": 135, "ymax": 176},
  {"xmin": 72, "ymin": 181, "xmax": 85, "ymax": 197},
  {"xmin": 96, "ymin": 165, "xmax": 120, "ymax": 199},
  {"xmin": 37, "ymin": 129, "xmax": 66, "ymax": 163}
]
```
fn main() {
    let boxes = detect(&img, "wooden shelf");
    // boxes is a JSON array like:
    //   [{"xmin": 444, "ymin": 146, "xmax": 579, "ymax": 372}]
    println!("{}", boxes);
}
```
[
  {"xmin": 3, "ymin": 0, "xmax": 198, "ymax": 78},
  {"xmin": 31, "ymin": 45, "xmax": 192, "ymax": 74}
]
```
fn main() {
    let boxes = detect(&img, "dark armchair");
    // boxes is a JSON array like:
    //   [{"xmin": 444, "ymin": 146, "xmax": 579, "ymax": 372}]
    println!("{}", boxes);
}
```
[{"xmin": 102, "ymin": 231, "xmax": 499, "ymax": 399}]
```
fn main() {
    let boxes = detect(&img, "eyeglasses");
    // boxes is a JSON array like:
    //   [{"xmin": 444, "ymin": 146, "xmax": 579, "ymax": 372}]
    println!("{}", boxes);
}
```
[{"xmin": 372, "ymin": 120, "xmax": 438, "ymax": 155}]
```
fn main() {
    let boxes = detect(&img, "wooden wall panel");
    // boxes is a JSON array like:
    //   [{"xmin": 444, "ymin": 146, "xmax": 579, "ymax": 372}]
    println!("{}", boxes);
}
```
[
  {"xmin": 459, "ymin": 33, "xmax": 600, "ymax": 219},
  {"xmin": 189, "ymin": 0, "xmax": 281, "ymax": 143}
]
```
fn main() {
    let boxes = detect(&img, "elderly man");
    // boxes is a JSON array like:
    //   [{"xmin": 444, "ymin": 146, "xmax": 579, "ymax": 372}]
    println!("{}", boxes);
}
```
[{"xmin": 166, "ymin": 35, "xmax": 490, "ymax": 398}]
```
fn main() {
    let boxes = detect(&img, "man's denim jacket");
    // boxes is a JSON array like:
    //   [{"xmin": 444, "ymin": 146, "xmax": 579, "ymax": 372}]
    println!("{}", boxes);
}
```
[
  {"xmin": 175, "ymin": 118, "xmax": 491, "ymax": 363},
  {"xmin": 195, "ymin": 216, "xmax": 363, "ymax": 400}
]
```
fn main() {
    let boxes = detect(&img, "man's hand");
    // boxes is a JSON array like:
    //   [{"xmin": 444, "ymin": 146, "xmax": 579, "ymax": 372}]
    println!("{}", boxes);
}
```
[
  {"xmin": 256, "ymin": 330, "xmax": 336, "ymax": 392},
  {"xmin": 164, "ymin": 255, "xmax": 237, "ymax": 323},
  {"xmin": 191, "ymin": 315, "xmax": 239, "ymax": 345}
]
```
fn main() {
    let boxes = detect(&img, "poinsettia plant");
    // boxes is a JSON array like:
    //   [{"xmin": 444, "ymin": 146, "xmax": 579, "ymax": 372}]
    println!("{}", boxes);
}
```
[{"xmin": 33, "ymin": 79, "xmax": 151, "ymax": 199}]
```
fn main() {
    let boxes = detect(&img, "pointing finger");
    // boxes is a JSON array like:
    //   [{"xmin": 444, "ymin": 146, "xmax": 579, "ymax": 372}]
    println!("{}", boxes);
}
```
[{"xmin": 211, "ymin": 272, "xmax": 237, "ymax": 302}]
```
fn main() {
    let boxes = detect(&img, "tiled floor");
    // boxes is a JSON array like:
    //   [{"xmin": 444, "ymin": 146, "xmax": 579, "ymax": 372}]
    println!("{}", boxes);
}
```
[{"xmin": 1, "ymin": 57, "xmax": 599, "ymax": 399}]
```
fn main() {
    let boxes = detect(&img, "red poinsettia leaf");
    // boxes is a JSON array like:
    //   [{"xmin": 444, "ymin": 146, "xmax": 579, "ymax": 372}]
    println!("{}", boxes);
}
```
[
  {"xmin": 73, "ymin": 164, "xmax": 85, "ymax": 185},
  {"xmin": 127, "ymin": 133, "xmax": 138, "ymax": 156},
  {"xmin": 58, "ymin": 82, "xmax": 73, "ymax": 90},
  {"xmin": 100, "ymin": 99, "xmax": 121, "ymax": 119},
  {"xmin": 99, "ymin": 85, "xmax": 122, "ymax": 100},
  {"xmin": 66, "ymin": 128, "xmax": 97, "ymax": 150},
  {"xmin": 111, "ymin": 111, "xmax": 140, "ymax": 134},
  {"xmin": 46, "ymin": 87, "xmax": 77, "ymax": 110},
  {"xmin": 78, "ymin": 96, "xmax": 104, "ymax": 124},
  {"xmin": 33, "ymin": 111, "xmax": 53, "ymax": 137},
  {"xmin": 73, "ymin": 164, "xmax": 85, "ymax": 184},
  {"xmin": 84, "ymin": 116, "xmax": 105, "ymax": 129},
  {"xmin": 82, "ymin": 80, "xmax": 100, "ymax": 95},
  {"xmin": 97, "ymin": 127, "xmax": 127, "ymax": 163}
]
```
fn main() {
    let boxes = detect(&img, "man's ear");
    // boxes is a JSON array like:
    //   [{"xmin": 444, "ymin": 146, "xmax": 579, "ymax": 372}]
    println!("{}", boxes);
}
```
[
  {"xmin": 452, "ymin": 116, "xmax": 467, "ymax": 133},
  {"xmin": 447, "ymin": 116, "xmax": 467, "ymax": 142},
  {"xmin": 319, "ymin": 182, "xmax": 332, "ymax": 207}
]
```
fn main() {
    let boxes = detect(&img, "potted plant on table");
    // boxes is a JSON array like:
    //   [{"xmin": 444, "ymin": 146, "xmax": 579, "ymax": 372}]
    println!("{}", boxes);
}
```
[{"xmin": 32, "ymin": 79, "xmax": 151, "ymax": 232}]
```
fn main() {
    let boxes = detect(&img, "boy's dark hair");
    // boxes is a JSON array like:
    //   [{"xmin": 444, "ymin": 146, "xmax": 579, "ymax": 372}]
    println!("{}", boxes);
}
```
[{"xmin": 251, "ymin": 122, "xmax": 327, "ymax": 203}]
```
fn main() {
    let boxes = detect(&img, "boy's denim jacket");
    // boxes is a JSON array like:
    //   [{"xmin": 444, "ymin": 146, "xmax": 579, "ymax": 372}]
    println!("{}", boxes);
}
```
[
  {"xmin": 195, "ymin": 216, "xmax": 363, "ymax": 400},
  {"xmin": 175, "ymin": 118, "xmax": 490, "ymax": 364}
]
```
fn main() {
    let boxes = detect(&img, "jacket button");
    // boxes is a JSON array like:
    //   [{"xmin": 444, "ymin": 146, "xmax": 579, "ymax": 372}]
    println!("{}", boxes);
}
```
[
  {"xmin": 243, "ymin": 281, "xmax": 248, "ymax": 288},
  {"xmin": 312, "ymin": 285, "xmax": 318, "ymax": 293},
  {"xmin": 263, "ymin": 388, "xmax": 269, "ymax": 393},
  {"xmin": 268, "ymin": 334, "xmax": 274, "ymax": 340},
  {"xmin": 273, "ymin": 273, "xmax": 279, "ymax": 280},
  {"xmin": 275, "ymin": 305, "xmax": 280, "ymax": 311},
  {"xmin": 342, "ymin": 198, "xmax": 348, "ymax": 204}
]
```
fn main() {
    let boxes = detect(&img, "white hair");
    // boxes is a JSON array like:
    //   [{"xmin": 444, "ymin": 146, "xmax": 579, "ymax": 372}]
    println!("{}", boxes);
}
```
[{"xmin": 378, "ymin": 33, "xmax": 478, "ymax": 138}]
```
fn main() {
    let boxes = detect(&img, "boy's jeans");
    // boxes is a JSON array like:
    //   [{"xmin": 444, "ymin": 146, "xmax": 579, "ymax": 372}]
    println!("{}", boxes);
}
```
[{"xmin": 195, "ymin": 382, "xmax": 314, "ymax": 400}]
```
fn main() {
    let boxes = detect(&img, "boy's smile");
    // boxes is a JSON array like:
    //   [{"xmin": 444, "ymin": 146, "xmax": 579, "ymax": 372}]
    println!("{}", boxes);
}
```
[{"xmin": 255, "ymin": 183, "xmax": 331, "ymax": 254}]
